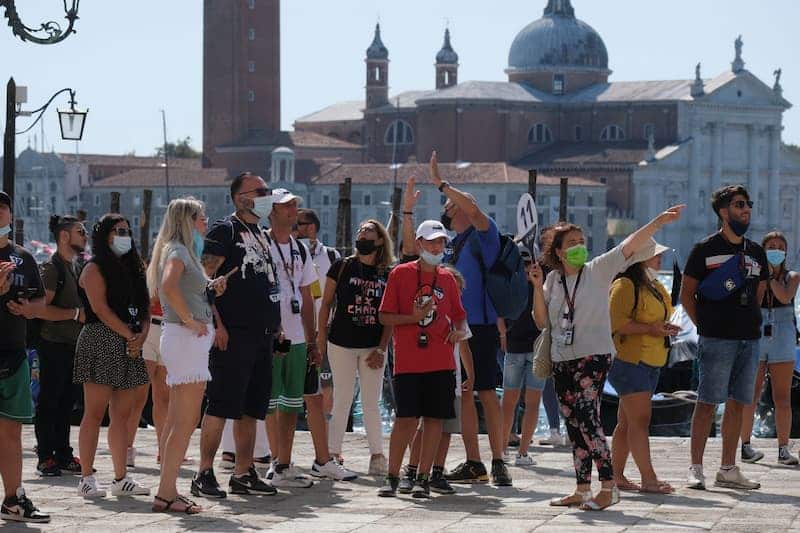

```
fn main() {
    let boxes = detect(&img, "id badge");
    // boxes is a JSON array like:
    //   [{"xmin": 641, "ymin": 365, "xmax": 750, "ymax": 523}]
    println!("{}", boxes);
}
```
[
  {"xmin": 764, "ymin": 323, "xmax": 773, "ymax": 338},
  {"xmin": 563, "ymin": 326, "xmax": 575, "ymax": 346},
  {"xmin": 290, "ymin": 298, "xmax": 301, "ymax": 314}
]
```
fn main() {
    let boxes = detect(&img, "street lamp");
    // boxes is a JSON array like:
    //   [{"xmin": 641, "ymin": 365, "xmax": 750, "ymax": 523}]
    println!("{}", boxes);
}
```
[
  {"xmin": 0, "ymin": 0, "xmax": 80, "ymax": 45},
  {"xmin": 3, "ymin": 77, "xmax": 88, "ymax": 205}
]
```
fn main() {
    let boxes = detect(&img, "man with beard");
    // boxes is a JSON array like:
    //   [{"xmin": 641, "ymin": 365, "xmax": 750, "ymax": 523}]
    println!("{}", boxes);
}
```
[
  {"xmin": 34, "ymin": 215, "xmax": 88, "ymax": 477},
  {"xmin": 681, "ymin": 185, "xmax": 768, "ymax": 491}
]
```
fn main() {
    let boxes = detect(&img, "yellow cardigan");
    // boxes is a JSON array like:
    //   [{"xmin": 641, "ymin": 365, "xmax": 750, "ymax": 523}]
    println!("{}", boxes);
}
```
[{"xmin": 609, "ymin": 277, "xmax": 674, "ymax": 367}]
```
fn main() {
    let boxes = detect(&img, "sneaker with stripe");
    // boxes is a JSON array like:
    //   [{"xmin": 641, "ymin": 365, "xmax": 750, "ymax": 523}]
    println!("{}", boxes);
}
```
[
  {"xmin": 77, "ymin": 475, "xmax": 107, "ymax": 498},
  {"xmin": 110, "ymin": 475, "xmax": 150, "ymax": 496}
]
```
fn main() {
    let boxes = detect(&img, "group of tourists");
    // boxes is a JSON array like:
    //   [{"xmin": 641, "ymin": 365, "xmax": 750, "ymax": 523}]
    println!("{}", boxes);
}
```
[{"xmin": 0, "ymin": 152, "xmax": 797, "ymax": 522}]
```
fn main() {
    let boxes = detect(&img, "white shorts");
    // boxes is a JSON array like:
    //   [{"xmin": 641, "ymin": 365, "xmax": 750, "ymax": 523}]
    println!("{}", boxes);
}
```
[
  {"xmin": 159, "ymin": 322, "xmax": 214, "ymax": 387},
  {"xmin": 142, "ymin": 320, "xmax": 163, "ymax": 364}
]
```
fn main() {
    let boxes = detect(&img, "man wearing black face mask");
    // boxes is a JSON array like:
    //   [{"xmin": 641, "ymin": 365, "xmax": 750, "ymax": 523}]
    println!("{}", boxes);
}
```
[
  {"xmin": 33, "ymin": 216, "xmax": 88, "ymax": 477},
  {"xmin": 681, "ymin": 184, "xmax": 768, "ymax": 491}
]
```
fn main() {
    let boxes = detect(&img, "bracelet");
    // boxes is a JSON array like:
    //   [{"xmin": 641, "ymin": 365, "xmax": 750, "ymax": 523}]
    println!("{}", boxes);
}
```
[
  {"xmin": 437, "ymin": 181, "xmax": 450, "ymax": 193},
  {"xmin": 73, "ymin": 308, "xmax": 80, "ymax": 321},
  {"xmin": 402, "ymin": 211, "xmax": 414, "ymax": 216}
]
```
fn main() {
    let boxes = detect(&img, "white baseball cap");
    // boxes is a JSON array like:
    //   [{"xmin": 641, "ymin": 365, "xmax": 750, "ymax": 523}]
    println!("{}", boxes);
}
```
[
  {"xmin": 272, "ymin": 188, "xmax": 303, "ymax": 205},
  {"xmin": 416, "ymin": 220, "xmax": 449, "ymax": 241}
]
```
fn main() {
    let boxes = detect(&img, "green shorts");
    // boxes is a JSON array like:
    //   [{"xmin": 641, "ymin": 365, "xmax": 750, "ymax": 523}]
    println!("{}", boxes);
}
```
[
  {"xmin": 0, "ymin": 359, "xmax": 33, "ymax": 423},
  {"xmin": 268, "ymin": 343, "xmax": 307, "ymax": 414}
]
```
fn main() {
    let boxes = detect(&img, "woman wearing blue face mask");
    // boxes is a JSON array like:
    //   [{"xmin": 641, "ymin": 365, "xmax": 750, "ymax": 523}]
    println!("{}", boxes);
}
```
[
  {"xmin": 74, "ymin": 213, "xmax": 151, "ymax": 499},
  {"xmin": 145, "ymin": 197, "xmax": 229, "ymax": 514},
  {"xmin": 740, "ymin": 231, "xmax": 800, "ymax": 466},
  {"xmin": 531, "ymin": 204, "xmax": 684, "ymax": 511}
]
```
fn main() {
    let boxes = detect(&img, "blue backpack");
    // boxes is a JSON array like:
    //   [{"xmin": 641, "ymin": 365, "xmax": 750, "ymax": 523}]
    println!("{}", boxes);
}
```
[{"xmin": 456, "ymin": 229, "xmax": 529, "ymax": 321}]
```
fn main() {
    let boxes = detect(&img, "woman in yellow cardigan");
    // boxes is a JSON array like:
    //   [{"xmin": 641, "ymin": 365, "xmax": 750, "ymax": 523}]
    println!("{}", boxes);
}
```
[{"xmin": 608, "ymin": 243, "xmax": 679, "ymax": 494}]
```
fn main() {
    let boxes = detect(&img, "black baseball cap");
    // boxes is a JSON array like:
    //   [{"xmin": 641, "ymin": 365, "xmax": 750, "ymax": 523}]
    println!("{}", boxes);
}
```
[{"xmin": 0, "ymin": 191, "xmax": 10, "ymax": 211}]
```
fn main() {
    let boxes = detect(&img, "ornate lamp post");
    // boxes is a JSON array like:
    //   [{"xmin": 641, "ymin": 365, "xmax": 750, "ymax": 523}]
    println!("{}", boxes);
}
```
[
  {"xmin": 1, "ymin": 0, "xmax": 80, "ymax": 44},
  {"xmin": 3, "ymin": 78, "xmax": 88, "ymax": 205}
]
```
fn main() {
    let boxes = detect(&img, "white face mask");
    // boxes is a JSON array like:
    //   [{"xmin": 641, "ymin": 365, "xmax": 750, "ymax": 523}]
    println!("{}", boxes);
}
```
[
  {"xmin": 111, "ymin": 236, "xmax": 132, "ymax": 257},
  {"xmin": 251, "ymin": 195, "xmax": 274, "ymax": 219},
  {"xmin": 420, "ymin": 250, "xmax": 444, "ymax": 266},
  {"xmin": 0, "ymin": 225, "xmax": 10, "ymax": 238}
]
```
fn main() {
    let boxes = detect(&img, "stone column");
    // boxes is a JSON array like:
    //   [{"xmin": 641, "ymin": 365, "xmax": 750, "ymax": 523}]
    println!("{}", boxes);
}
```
[
  {"xmin": 687, "ymin": 123, "xmax": 701, "ymax": 229},
  {"xmin": 747, "ymin": 124, "xmax": 760, "ymax": 228},
  {"xmin": 767, "ymin": 126, "xmax": 781, "ymax": 229},
  {"xmin": 710, "ymin": 122, "xmax": 724, "ymax": 227}
]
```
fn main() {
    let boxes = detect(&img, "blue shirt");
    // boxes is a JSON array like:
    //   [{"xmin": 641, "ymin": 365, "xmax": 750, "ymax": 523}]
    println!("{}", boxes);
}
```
[{"xmin": 447, "ymin": 218, "xmax": 501, "ymax": 325}]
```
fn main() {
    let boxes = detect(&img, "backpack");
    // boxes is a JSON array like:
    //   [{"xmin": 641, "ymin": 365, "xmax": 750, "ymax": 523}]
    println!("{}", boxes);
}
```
[
  {"xmin": 26, "ymin": 254, "xmax": 69, "ymax": 350},
  {"xmin": 456, "ymin": 229, "xmax": 529, "ymax": 321}
]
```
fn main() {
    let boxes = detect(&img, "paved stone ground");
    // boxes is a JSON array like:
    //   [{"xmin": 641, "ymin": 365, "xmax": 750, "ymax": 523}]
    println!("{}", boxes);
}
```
[{"xmin": 7, "ymin": 428, "xmax": 800, "ymax": 532}]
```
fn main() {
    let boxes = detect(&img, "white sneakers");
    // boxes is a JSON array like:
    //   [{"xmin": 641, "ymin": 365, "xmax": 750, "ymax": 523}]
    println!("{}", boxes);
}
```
[
  {"xmin": 540, "ymin": 428, "xmax": 568, "ymax": 447},
  {"xmin": 311, "ymin": 459, "xmax": 358, "ymax": 481},
  {"xmin": 687, "ymin": 464, "xmax": 706, "ymax": 490},
  {"xmin": 271, "ymin": 465, "xmax": 314, "ymax": 488},
  {"xmin": 688, "ymin": 464, "xmax": 761, "ymax": 490},
  {"xmin": 78, "ymin": 476, "xmax": 106, "ymax": 498},
  {"xmin": 714, "ymin": 466, "xmax": 760, "ymax": 490},
  {"xmin": 514, "ymin": 453, "xmax": 536, "ymax": 467},
  {"xmin": 111, "ymin": 475, "xmax": 151, "ymax": 496}
]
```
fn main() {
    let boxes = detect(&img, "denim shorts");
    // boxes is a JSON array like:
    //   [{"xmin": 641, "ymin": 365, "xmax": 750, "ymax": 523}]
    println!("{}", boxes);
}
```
[
  {"xmin": 696, "ymin": 336, "xmax": 759, "ymax": 405},
  {"xmin": 502, "ymin": 352, "xmax": 547, "ymax": 391},
  {"xmin": 608, "ymin": 358, "xmax": 660, "ymax": 396},
  {"xmin": 760, "ymin": 307, "xmax": 797, "ymax": 364}
]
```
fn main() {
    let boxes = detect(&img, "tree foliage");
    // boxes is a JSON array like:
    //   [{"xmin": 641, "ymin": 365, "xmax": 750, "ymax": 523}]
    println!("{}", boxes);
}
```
[{"xmin": 155, "ymin": 136, "xmax": 200, "ymax": 158}]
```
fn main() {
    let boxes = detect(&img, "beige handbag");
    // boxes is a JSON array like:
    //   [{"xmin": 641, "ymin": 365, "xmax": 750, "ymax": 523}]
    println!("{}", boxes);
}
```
[{"xmin": 532, "ymin": 325, "xmax": 552, "ymax": 379}]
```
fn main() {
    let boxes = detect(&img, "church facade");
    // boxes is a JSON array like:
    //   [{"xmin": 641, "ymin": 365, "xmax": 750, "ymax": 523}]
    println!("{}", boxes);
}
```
[{"xmin": 295, "ymin": 0, "xmax": 798, "ymax": 261}]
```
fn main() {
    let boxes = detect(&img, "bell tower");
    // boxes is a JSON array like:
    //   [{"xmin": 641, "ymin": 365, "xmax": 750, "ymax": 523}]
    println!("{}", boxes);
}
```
[{"xmin": 365, "ymin": 24, "xmax": 389, "ymax": 109}]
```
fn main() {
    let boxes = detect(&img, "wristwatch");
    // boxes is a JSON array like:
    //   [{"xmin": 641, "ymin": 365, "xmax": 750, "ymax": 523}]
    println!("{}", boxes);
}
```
[{"xmin": 437, "ymin": 181, "xmax": 450, "ymax": 193}]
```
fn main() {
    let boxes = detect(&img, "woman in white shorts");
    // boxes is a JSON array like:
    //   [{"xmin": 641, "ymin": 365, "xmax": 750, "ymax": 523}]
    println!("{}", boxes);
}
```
[{"xmin": 145, "ymin": 197, "xmax": 227, "ymax": 514}]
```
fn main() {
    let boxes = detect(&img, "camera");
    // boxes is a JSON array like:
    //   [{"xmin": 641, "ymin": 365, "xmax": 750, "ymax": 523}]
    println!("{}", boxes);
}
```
[
  {"xmin": 273, "ymin": 338, "xmax": 291, "ymax": 353},
  {"xmin": 417, "ymin": 332, "xmax": 429, "ymax": 348},
  {"xmin": 764, "ymin": 324, "xmax": 773, "ymax": 338}
]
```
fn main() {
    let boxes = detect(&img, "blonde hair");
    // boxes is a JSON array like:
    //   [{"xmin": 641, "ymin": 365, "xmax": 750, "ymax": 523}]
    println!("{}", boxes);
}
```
[{"xmin": 146, "ymin": 197, "xmax": 207, "ymax": 298}]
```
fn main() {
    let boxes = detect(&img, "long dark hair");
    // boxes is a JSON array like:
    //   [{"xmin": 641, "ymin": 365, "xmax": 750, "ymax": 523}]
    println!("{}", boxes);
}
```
[
  {"xmin": 615, "ymin": 262, "xmax": 661, "ymax": 302},
  {"xmin": 91, "ymin": 213, "xmax": 149, "ymax": 318},
  {"xmin": 544, "ymin": 223, "xmax": 582, "ymax": 271}
]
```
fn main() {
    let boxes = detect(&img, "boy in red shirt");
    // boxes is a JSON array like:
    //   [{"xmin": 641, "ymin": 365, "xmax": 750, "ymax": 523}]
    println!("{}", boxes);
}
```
[{"xmin": 377, "ymin": 221, "xmax": 468, "ymax": 498}]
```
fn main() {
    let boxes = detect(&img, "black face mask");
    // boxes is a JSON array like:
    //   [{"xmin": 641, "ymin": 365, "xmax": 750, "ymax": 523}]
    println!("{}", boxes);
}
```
[
  {"xmin": 355, "ymin": 239, "xmax": 377, "ymax": 255},
  {"xmin": 440, "ymin": 212, "xmax": 452, "ymax": 231}
]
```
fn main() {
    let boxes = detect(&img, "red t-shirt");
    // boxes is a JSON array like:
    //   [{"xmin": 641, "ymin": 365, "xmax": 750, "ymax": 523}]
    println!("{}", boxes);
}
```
[{"xmin": 379, "ymin": 261, "xmax": 466, "ymax": 375}]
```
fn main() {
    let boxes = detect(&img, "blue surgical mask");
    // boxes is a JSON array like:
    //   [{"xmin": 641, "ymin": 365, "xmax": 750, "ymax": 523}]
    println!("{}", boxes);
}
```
[
  {"xmin": 251, "ymin": 195, "xmax": 274, "ymax": 219},
  {"xmin": 420, "ymin": 250, "xmax": 444, "ymax": 266},
  {"xmin": 193, "ymin": 229, "xmax": 205, "ymax": 258},
  {"xmin": 766, "ymin": 249, "xmax": 786, "ymax": 266},
  {"xmin": 0, "ymin": 225, "xmax": 10, "ymax": 237},
  {"xmin": 111, "ymin": 236, "xmax": 132, "ymax": 257}
]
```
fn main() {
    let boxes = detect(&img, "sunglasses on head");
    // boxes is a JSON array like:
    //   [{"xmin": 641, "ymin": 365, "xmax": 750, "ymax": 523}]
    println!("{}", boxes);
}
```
[
  {"xmin": 114, "ymin": 228, "xmax": 132, "ymax": 237},
  {"xmin": 728, "ymin": 200, "xmax": 754, "ymax": 209},
  {"xmin": 238, "ymin": 187, "xmax": 270, "ymax": 197}
]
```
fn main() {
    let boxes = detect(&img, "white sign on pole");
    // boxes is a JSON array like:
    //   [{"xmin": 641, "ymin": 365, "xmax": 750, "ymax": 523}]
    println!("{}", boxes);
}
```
[{"xmin": 516, "ymin": 193, "xmax": 539, "ymax": 258}]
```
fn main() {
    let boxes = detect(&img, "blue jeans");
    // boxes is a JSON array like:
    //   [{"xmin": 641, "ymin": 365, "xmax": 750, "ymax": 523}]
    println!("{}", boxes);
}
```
[
  {"xmin": 696, "ymin": 336, "xmax": 759, "ymax": 405},
  {"xmin": 503, "ymin": 352, "xmax": 547, "ymax": 390},
  {"xmin": 608, "ymin": 359, "xmax": 660, "ymax": 396},
  {"xmin": 760, "ymin": 307, "xmax": 797, "ymax": 363}
]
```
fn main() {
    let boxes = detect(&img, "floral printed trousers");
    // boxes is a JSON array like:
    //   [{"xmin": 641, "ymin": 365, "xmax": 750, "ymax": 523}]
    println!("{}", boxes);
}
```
[{"xmin": 553, "ymin": 353, "xmax": 613, "ymax": 484}]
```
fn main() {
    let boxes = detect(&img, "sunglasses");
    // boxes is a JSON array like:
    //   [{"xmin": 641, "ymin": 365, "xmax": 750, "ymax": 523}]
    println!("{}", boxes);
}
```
[
  {"xmin": 728, "ymin": 200, "xmax": 754, "ymax": 209},
  {"xmin": 75, "ymin": 227, "xmax": 87, "ymax": 236},
  {"xmin": 114, "ymin": 228, "xmax": 133, "ymax": 237},
  {"xmin": 238, "ymin": 187, "xmax": 270, "ymax": 197},
  {"xmin": 296, "ymin": 221, "xmax": 313, "ymax": 227}
]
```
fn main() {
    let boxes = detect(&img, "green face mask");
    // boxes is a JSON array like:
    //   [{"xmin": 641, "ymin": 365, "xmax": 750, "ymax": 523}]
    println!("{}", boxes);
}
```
[{"xmin": 564, "ymin": 244, "xmax": 588, "ymax": 268}]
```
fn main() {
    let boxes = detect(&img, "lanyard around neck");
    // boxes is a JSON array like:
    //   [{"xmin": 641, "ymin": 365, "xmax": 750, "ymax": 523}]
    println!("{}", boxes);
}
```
[{"xmin": 560, "ymin": 267, "xmax": 584, "ymax": 322}]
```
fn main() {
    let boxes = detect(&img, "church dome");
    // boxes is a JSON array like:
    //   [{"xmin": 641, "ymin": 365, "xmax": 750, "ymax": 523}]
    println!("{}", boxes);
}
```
[{"xmin": 507, "ymin": 0, "xmax": 608, "ymax": 74}]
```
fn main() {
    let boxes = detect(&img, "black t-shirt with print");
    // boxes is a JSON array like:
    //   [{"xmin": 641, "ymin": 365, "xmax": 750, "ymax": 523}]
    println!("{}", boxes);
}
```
[
  {"xmin": 684, "ymin": 233, "xmax": 769, "ymax": 340},
  {"xmin": 0, "ymin": 243, "xmax": 45, "ymax": 362},
  {"xmin": 506, "ymin": 283, "xmax": 541, "ymax": 353},
  {"xmin": 326, "ymin": 257, "xmax": 388, "ymax": 348},
  {"xmin": 203, "ymin": 216, "xmax": 281, "ymax": 332}
]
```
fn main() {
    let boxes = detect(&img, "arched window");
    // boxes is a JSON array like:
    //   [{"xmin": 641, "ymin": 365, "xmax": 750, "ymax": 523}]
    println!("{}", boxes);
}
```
[
  {"xmin": 384, "ymin": 120, "xmax": 414, "ymax": 145},
  {"xmin": 600, "ymin": 124, "xmax": 625, "ymax": 142},
  {"xmin": 528, "ymin": 123, "xmax": 553, "ymax": 144}
]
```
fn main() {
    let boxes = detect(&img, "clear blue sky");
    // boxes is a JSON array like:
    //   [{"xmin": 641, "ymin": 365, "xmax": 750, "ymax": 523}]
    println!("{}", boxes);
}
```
[{"xmin": 3, "ymin": 0, "xmax": 799, "ymax": 157}]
